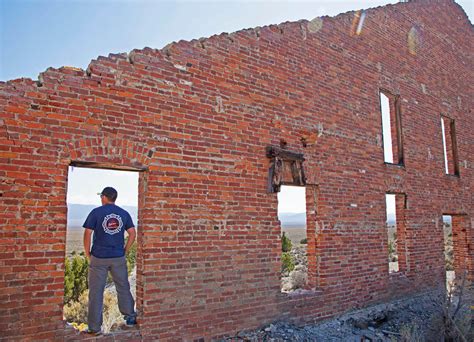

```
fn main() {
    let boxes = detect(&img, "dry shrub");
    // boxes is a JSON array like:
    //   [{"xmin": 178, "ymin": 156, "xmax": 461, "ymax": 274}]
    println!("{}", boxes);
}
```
[
  {"xmin": 63, "ymin": 289, "xmax": 124, "ymax": 333},
  {"xmin": 64, "ymin": 290, "xmax": 88, "ymax": 323},
  {"xmin": 290, "ymin": 269, "xmax": 307, "ymax": 290},
  {"xmin": 398, "ymin": 323, "xmax": 423, "ymax": 342},
  {"xmin": 102, "ymin": 290, "xmax": 122, "ymax": 333},
  {"xmin": 429, "ymin": 272, "xmax": 473, "ymax": 342}
]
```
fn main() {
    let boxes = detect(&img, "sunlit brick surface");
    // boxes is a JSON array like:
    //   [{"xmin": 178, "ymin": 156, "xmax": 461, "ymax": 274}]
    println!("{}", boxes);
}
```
[{"xmin": 0, "ymin": 1, "xmax": 472, "ymax": 340}]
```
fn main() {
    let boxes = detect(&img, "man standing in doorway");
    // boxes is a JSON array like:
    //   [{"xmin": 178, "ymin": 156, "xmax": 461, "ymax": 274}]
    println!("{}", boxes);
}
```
[{"xmin": 83, "ymin": 186, "xmax": 137, "ymax": 335}]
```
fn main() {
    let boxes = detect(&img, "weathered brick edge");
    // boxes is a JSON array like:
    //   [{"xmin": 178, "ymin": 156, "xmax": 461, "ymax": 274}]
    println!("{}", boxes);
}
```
[{"xmin": 0, "ymin": 0, "xmax": 472, "ymax": 340}]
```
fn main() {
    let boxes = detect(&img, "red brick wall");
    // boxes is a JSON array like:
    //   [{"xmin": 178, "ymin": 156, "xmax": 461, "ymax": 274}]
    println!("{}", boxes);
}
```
[
  {"xmin": 451, "ymin": 215, "xmax": 472, "ymax": 281},
  {"xmin": 1, "ymin": 1, "xmax": 472, "ymax": 340}
]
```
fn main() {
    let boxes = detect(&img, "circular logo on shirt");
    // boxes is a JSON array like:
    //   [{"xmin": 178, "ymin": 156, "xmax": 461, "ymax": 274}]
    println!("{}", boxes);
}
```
[{"xmin": 102, "ymin": 214, "xmax": 123, "ymax": 235}]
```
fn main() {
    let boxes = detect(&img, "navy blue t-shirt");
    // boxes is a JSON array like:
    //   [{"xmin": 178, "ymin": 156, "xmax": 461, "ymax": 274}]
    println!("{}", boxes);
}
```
[{"xmin": 82, "ymin": 204, "xmax": 135, "ymax": 258}]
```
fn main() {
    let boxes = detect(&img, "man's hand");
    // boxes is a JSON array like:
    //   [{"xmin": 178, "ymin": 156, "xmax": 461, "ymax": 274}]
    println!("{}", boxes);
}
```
[
  {"xmin": 83, "ymin": 228, "xmax": 93, "ymax": 260},
  {"xmin": 125, "ymin": 227, "xmax": 136, "ymax": 254}
]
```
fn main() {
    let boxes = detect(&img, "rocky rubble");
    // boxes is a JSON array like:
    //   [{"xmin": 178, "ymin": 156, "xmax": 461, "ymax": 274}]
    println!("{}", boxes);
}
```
[
  {"xmin": 281, "ymin": 244, "xmax": 308, "ymax": 293},
  {"xmin": 222, "ymin": 291, "xmax": 471, "ymax": 341}
]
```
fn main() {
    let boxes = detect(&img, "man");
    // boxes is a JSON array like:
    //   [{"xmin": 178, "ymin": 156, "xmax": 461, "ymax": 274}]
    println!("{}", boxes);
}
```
[{"xmin": 83, "ymin": 186, "xmax": 137, "ymax": 335}]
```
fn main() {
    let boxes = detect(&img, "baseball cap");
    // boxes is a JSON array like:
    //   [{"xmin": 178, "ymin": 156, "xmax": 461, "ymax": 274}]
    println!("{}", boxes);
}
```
[{"xmin": 97, "ymin": 187, "xmax": 118, "ymax": 200}]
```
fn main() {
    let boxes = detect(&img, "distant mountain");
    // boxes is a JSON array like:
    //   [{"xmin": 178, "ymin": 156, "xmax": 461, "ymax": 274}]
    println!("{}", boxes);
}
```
[
  {"xmin": 67, "ymin": 204, "xmax": 138, "ymax": 228},
  {"xmin": 279, "ymin": 212, "xmax": 306, "ymax": 227},
  {"xmin": 68, "ymin": 206, "xmax": 395, "ymax": 229},
  {"xmin": 387, "ymin": 213, "xmax": 396, "ymax": 225},
  {"xmin": 279, "ymin": 212, "xmax": 396, "ymax": 227}
]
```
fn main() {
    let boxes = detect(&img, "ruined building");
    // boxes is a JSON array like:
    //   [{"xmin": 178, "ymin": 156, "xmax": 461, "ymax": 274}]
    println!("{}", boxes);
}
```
[{"xmin": 0, "ymin": 0, "xmax": 472, "ymax": 340}]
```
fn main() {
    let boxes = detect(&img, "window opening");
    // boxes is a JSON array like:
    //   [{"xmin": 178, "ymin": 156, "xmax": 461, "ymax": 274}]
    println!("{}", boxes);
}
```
[
  {"xmin": 442, "ymin": 215, "xmax": 455, "ymax": 291},
  {"xmin": 386, "ymin": 194, "xmax": 399, "ymax": 273},
  {"xmin": 379, "ymin": 90, "xmax": 404, "ymax": 165},
  {"xmin": 278, "ymin": 185, "xmax": 307, "ymax": 293},
  {"xmin": 440, "ymin": 116, "xmax": 459, "ymax": 176},
  {"xmin": 65, "ymin": 166, "xmax": 139, "ymax": 333}
]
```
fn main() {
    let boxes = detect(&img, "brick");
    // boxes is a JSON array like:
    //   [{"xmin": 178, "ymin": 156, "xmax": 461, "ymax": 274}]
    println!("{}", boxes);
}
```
[{"xmin": 0, "ymin": 1, "xmax": 472, "ymax": 341}]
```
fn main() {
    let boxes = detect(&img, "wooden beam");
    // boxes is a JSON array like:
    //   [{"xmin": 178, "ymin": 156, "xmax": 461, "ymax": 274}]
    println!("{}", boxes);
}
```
[
  {"xmin": 70, "ymin": 161, "xmax": 147, "ymax": 172},
  {"xmin": 265, "ymin": 146, "xmax": 305, "ymax": 161}
]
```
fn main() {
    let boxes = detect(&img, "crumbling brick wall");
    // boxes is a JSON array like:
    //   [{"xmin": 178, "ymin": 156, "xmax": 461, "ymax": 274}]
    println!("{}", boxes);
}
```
[{"xmin": 0, "ymin": 1, "xmax": 472, "ymax": 340}]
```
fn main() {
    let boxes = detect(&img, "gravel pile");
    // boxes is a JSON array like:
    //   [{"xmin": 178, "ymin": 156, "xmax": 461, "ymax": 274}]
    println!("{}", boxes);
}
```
[{"xmin": 222, "ymin": 291, "xmax": 469, "ymax": 341}]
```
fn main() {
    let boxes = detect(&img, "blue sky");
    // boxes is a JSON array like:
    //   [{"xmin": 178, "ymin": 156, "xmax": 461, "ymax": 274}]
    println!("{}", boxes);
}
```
[
  {"xmin": 1, "ymin": 1, "xmax": 471, "ymax": 81},
  {"xmin": 2, "ymin": 0, "xmax": 471, "ymax": 213}
]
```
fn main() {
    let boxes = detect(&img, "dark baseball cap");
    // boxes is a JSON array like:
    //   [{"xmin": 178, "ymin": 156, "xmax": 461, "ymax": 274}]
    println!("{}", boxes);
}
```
[{"xmin": 97, "ymin": 187, "xmax": 118, "ymax": 200}]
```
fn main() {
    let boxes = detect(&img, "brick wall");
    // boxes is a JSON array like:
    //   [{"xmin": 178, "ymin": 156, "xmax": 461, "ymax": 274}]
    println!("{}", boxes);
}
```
[{"xmin": 0, "ymin": 1, "xmax": 472, "ymax": 340}]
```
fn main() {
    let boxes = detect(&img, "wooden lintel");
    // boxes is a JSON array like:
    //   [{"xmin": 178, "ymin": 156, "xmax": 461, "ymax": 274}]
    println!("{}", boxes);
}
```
[
  {"xmin": 266, "ymin": 146, "xmax": 306, "ymax": 192},
  {"xmin": 70, "ymin": 161, "xmax": 147, "ymax": 172},
  {"xmin": 265, "ymin": 146, "xmax": 304, "ymax": 161}
]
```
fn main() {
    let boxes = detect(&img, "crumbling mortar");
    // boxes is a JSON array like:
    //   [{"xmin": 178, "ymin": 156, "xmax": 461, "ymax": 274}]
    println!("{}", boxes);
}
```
[
  {"xmin": 162, "ymin": 46, "xmax": 172, "ymax": 58},
  {"xmin": 300, "ymin": 23, "xmax": 308, "ymax": 41},
  {"xmin": 198, "ymin": 38, "xmax": 206, "ymax": 49},
  {"xmin": 126, "ymin": 52, "xmax": 135, "ymax": 65},
  {"xmin": 226, "ymin": 34, "xmax": 234, "ymax": 43},
  {"xmin": 36, "ymin": 75, "xmax": 44, "ymax": 87},
  {"xmin": 255, "ymin": 28, "xmax": 261, "ymax": 38}
]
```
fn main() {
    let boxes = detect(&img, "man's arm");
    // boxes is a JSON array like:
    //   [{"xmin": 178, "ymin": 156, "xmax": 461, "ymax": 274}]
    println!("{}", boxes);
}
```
[
  {"xmin": 125, "ymin": 227, "xmax": 136, "ymax": 254},
  {"xmin": 83, "ymin": 228, "xmax": 93, "ymax": 260}
]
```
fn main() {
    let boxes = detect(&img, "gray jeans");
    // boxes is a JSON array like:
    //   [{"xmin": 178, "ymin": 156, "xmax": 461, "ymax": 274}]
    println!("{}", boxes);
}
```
[{"xmin": 88, "ymin": 255, "xmax": 136, "ymax": 331}]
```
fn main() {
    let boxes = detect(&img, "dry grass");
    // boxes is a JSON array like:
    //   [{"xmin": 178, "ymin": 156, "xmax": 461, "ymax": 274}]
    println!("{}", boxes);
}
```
[
  {"xmin": 281, "ymin": 226, "xmax": 307, "ymax": 244},
  {"xmin": 63, "ymin": 289, "xmax": 124, "ymax": 333},
  {"xmin": 66, "ymin": 228, "xmax": 84, "ymax": 256}
]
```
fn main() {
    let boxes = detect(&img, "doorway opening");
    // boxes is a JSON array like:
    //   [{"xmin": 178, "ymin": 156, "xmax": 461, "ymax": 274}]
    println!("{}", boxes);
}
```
[
  {"xmin": 385, "ymin": 193, "xmax": 407, "ymax": 274},
  {"xmin": 278, "ymin": 185, "xmax": 307, "ymax": 293},
  {"xmin": 385, "ymin": 194, "xmax": 399, "ymax": 273},
  {"xmin": 442, "ymin": 215, "xmax": 455, "ymax": 291},
  {"xmin": 64, "ymin": 165, "xmax": 139, "ymax": 333}
]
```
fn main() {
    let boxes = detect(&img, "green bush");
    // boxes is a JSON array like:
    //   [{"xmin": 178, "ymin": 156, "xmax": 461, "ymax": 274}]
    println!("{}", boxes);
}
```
[
  {"xmin": 281, "ymin": 232, "xmax": 292, "ymax": 252},
  {"xmin": 64, "ymin": 254, "xmax": 89, "ymax": 304},
  {"xmin": 281, "ymin": 252, "xmax": 295, "ymax": 273},
  {"xmin": 65, "ymin": 241, "xmax": 136, "ymax": 304},
  {"xmin": 388, "ymin": 240, "xmax": 397, "ymax": 262},
  {"xmin": 125, "ymin": 238, "xmax": 137, "ymax": 274},
  {"xmin": 300, "ymin": 238, "xmax": 308, "ymax": 244},
  {"xmin": 64, "ymin": 241, "xmax": 137, "ymax": 332}
]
